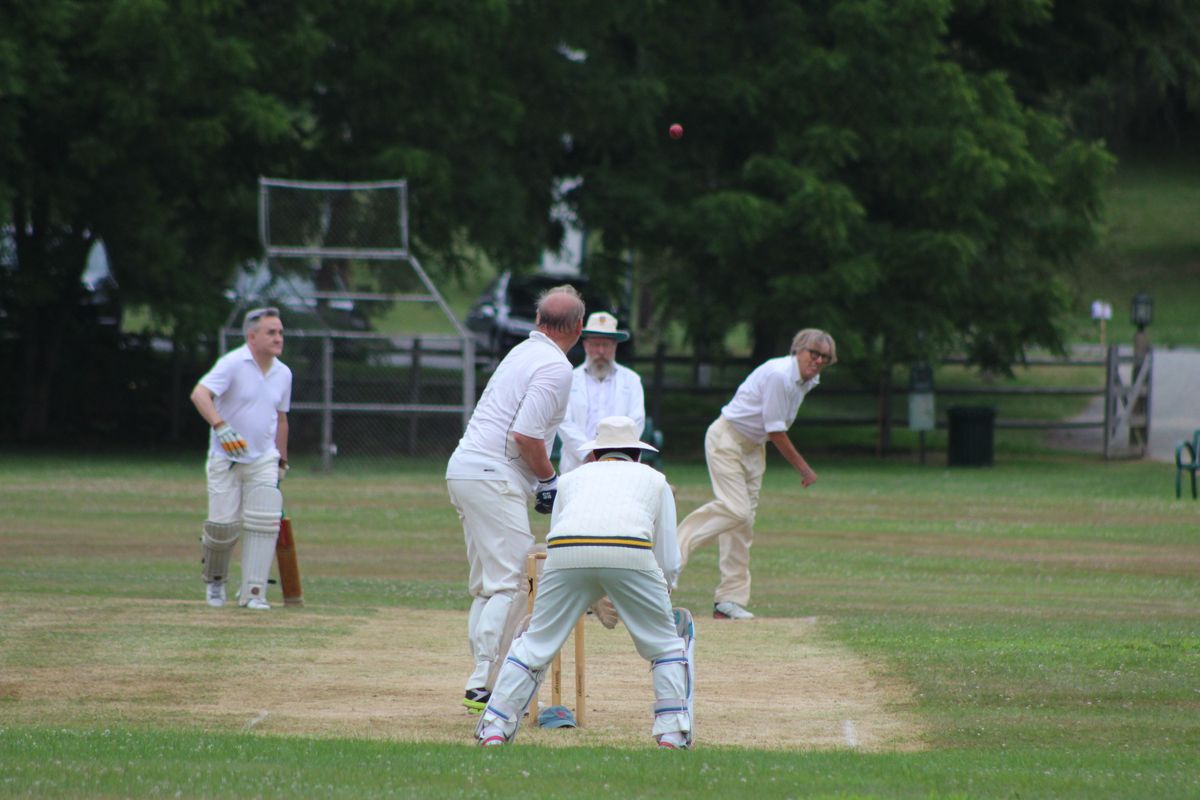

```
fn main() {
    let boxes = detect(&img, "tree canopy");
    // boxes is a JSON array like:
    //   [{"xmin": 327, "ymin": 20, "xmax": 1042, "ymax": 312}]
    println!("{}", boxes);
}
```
[
  {"xmin": 4, "ymin": 0, "xmax": 1196, "ymax": 442},
  {"xmin": 552, "ymin": 0, "xmax": 1115, "ymax": 377}
]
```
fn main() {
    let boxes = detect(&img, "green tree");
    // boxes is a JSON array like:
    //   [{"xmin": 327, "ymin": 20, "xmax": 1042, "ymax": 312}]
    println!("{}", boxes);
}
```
[
  {"xmin": 947, "ymin": 0, "xmax": 1200, "ymax": 147},
  {"xmin": 0, "ymin": 0, "xmax": 322, "ymax": 438},
  {"xmin": 552, "ymin": 0, "xmax": 1113, "ymax": 449},
  {"xmin": 0, "ymin": 0, "xmax": 575, "ymax": 441}
]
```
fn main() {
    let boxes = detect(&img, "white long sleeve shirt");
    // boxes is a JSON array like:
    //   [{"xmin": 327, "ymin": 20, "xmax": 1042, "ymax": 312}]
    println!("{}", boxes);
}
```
[
  {"xmin": 557, "ymin": 362, "xmax": 645, "ymax": 473},
  {"xmin": 545, "ymin": 459, "xmax": 681, "ymax": 589}
]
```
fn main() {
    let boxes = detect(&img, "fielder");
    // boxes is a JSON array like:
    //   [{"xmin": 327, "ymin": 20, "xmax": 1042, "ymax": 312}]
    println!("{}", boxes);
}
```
[
  {"xmin": 677, "ymin": 329, "xmax": 835, "ymax": 620},
  {"xmin": 189, "ymin": 306, "xmax": 292, "ymax": 610},
  {"xmin": 447, "ymin": 285, "xmax": 585, "ymax": 713},
  {"xmin": 476, "ymin": 416, "xmax": 694, "ymax": 749}
]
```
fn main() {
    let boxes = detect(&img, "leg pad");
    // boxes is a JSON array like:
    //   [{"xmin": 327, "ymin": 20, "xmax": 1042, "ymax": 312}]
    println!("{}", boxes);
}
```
[
  {"xmin": 239, "ymin": 485, "xmax": 282, "ymax": 606},
  {"xmin": 202, "ymin": 521, "xmax": 240, "ymax": 584}
]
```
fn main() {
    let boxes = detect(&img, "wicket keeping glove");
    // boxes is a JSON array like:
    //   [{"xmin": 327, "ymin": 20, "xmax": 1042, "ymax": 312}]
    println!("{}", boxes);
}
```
[
  {"xmin": 590, "ymin": 596, "xmax": 619, "ymax": 629},
  {"xmin": 533, "ymin": 474, "xmax": 558, "ymax": 515},
  {"xmin": 214, "ymin": 423, "xmax": 249, "ymax": 458}
]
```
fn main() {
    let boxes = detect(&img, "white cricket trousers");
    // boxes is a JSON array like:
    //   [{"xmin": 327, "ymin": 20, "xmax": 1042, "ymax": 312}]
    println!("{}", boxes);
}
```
[
  {"xmin": 489, "ymin": 566, "xmax": 689, "ymax": 738},
  {"xmin": 206, "ymin": 451, "xmax": 280, "ymax": 522},
  {"xmin": 676, "ymin": 416, "xmax": 765, "ymax": 607},
  {"xmin": 447, "ymin": 478, "xmax": 534, "ymax": 690}
]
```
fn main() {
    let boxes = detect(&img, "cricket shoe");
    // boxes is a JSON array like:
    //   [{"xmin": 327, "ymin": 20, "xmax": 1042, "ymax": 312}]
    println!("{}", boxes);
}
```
[
  {"xmin": 243, "ymin": 597, "xmax": 271, "ymax": 610},
  {"xmin": 206, "ymin": 582, "xmax": 226, "ymax": 608},
  {"xmin": 713, "ymin": 601, "xmax": 754, "ymax": 620},
  {"xmin": 657, "ymin": 732, "xmax": 689, "ymax": 749},
  {"xmin": 478, "ymin": 725, "xmax": 506, "ymax": 747},
  {"xmin": 463, "ymin": 688, "xmax": 490, "ymax": 714}
]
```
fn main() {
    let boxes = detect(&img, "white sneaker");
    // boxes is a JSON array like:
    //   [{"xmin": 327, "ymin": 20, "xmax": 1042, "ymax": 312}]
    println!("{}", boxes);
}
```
[
  {"xmin": 244, "ymin": 597, "xmax": 271, "ymax": 610},
  {"xmin": 713, "ymin": 601, "xmax": 754, "ymax": 620},
  {"xmin": 206, "ymin": 583, "xmax": 226, "ymax": 607},
  {"xmin": 478, "ymin": 725, "xmax": 506, "ymax": 747}
]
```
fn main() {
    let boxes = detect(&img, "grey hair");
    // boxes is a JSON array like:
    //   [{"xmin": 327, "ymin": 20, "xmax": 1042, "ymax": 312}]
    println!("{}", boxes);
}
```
[
  {"xmin": 243, "ymin": 306, "xmax": 281, "ymax": 335},
  {"xmin": 790, "ymin": 329, "xmax": 837, "ymax": 364},
  {"xmin": 535, "ymin": 285, "xmax": 585, "ymax": 334}
]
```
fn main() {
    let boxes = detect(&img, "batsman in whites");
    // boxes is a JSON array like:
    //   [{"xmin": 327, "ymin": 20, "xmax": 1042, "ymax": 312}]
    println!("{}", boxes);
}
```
[{"xmin": 190, "ymin": 306, "xmax": 292, "ymax": 610}]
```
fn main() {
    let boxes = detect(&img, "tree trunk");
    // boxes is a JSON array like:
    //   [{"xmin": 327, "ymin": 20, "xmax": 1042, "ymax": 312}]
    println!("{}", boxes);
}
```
[
  {"xmin": 18, "ymin": 307, "xmax": 67, "ymax": 440},
  {"xmin": 876, "ymin": 365, "xmax": 893, "ymax": 457},
  {"xmin": 750, "ymin": 317, "xmax": 781, "ymax": 364}
]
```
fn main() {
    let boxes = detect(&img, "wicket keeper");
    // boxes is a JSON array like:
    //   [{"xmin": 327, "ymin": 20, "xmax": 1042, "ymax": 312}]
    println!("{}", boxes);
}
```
[{"xmin": 476, "ymin": 416, "xmax": 694, "ymax": 749}]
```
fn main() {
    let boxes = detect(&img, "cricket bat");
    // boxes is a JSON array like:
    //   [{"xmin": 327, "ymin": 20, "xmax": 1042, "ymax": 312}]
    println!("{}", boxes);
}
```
[{"xmin": 276, "ymin": 516, "xmax": 304, "ymax": 606}]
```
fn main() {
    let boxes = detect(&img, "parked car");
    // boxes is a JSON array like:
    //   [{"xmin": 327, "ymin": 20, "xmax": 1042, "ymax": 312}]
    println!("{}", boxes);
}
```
[
  {"xmin": 226, "ymin": 261, "xmax": 370, "ymax": 333},
  {"xmin": 465, "ymin": 271, "xmax": 629, "ymax": 364}
]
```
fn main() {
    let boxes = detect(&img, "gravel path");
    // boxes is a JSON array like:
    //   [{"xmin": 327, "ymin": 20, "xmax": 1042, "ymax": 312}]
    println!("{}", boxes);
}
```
[
  {"xmin": 1148, "ymin": 347, "xmax": 1200, "ymax": 463},
  {"xmin": 1045, "ymin": 346, "xmax": 1198, "ymax": 462}
]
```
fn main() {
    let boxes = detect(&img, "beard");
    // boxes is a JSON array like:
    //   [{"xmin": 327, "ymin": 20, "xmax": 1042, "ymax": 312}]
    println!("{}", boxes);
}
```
[{"xmin": 586, "ymin": 356, "xmax": 614, "ymax": 380}]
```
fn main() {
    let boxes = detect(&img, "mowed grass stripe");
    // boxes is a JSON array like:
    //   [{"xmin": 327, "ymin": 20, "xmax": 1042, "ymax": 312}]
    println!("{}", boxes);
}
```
[{"xmin": 0, "ymin": 452, "xmax": 1197, "ymax": 798}]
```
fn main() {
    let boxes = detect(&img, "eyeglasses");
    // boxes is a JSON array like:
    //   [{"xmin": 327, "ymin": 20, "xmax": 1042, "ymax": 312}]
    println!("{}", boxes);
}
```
[{"xmin": 805, "ymin": 348, "xmax": 833, "ymax": 364}]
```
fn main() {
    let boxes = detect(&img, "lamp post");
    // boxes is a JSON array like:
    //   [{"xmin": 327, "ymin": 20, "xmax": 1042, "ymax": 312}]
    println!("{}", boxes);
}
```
[
  {"xmin": 1130, "ymin": 292, "xmax": 1153, "ymax": 333},
  {"xmin": 1129, "ymin": 292, "xmax": 1153, "ymax": 452}
]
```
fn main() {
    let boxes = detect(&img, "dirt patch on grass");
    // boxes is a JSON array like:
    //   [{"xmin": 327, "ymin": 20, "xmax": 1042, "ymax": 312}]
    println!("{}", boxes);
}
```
[{"xmin": 0, "ymin": 600, "xmax": 925, "ymax": 751}]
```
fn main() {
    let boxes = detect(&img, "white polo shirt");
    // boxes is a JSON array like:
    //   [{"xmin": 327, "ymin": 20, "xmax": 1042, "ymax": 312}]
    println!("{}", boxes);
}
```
[
  {"xmin": 199, "ymin": 344, "xmax": 292, "ymax": 463},
  {"xmin": 720, "ymin": 355, "xmax": 820, "ymax": 444},
  {"xmin": 446, "ymin": 331, "xmax": 573, "ymax": 488}
]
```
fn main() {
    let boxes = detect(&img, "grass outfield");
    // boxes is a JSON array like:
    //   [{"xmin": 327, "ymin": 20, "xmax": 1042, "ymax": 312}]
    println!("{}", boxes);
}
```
[{"xmin": 1, "ymin": 452, "xmax": 1198, "ymax": 798}]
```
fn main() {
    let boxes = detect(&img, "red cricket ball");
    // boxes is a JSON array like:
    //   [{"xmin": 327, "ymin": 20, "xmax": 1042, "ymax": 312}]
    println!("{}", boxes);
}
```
[{"xmin": 669, "ymin": 123, "xmax": 684, "ymax": 139}]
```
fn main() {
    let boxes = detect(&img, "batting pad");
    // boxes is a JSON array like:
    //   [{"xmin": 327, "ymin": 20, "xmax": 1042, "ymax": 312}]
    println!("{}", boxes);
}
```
[
  {"xmin": 239, "ymin": 485, "xmax": 282, "ymax": 605},
  {"xmin": 201, "ymin": 521, "xmax": 240, "ymax": 583},
  {"xmin": 674, "ymin": 607, "xmax": 697, "ymax": 746},
  {"xmin": 651, "ymin": 650, "xmax": 691, "ymax": 740},
  {"xmin": 477, "ymin": 654, "xmax": 546, "ymax": 743}
]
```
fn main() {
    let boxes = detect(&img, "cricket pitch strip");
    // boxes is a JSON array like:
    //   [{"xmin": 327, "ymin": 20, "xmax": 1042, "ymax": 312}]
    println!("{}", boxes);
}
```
[{"xmin": 0, "ymin": 601, "xmax": 926, "ymax": 751}]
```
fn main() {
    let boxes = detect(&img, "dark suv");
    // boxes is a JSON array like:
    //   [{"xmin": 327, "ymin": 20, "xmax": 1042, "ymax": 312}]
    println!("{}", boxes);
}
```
[{"xmin": 465, "ymin": 271, "xmax": 629, "ymax": 364}]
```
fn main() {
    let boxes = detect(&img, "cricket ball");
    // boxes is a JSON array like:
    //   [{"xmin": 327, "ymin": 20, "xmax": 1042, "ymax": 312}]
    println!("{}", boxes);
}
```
[{"xmin": 669, "ymin": 123, "xmax": 684, "ymax": 139}]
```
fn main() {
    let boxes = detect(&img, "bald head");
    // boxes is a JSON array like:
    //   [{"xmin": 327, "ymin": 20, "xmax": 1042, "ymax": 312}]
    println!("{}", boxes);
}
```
[
  {"xmin": 535, "ymin": 285, "xmax": 585, "ymax": 353},
  {"xmin": 536, "ymin": 285, "xmax": 585, "ymax": 334}
]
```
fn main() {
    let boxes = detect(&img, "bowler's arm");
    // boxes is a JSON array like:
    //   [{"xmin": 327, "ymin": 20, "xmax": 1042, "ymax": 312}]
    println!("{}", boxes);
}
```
[{"xmin": 767, "ymin": 430, "xmax": 817, "ymax": 487}]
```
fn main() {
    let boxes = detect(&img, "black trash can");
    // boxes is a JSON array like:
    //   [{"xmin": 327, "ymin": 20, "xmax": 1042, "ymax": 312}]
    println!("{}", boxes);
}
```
[{"xmin": 947, "ymin": 406, "xmax": 995, "ymax": 466}]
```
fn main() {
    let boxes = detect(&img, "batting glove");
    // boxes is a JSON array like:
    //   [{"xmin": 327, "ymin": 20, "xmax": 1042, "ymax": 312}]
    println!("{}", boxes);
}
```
[
  {"xmin": 534, "ymin": 474, "xmax": 558, "ymax": 515},
  {"xmin": 214, "ymin": 423, "xmax": 249, "ymax": 458},
  {"xmin": 278, "ymin": 458, "xmax": 289, "ymax": 483}
]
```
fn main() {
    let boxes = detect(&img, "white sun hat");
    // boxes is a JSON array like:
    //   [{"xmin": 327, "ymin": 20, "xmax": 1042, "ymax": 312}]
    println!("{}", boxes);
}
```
[
  {"xmin": 581, "ymin": 311, "xmax": 630, "ymax": 342},
  {"xmin": 578, "ymin": 415, "xmax": 659, "ymax": 454}
]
